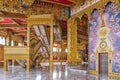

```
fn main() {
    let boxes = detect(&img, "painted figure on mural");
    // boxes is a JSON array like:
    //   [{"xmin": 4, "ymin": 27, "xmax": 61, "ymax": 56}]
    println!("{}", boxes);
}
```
[
  {"xmin": 112, "ymin": 53, "xmax": 120, "ymax": 73},
  {"xmin": 103, "ymin": 2, "xmax": 120, "ymax": 74},
  {"xmin": 103, "ymin": 2, "xmax": 116, "ymax": 33},
  {"xmin": 112, "ymin": 4, "xmax": 120, "ymax": 33},
  {"xmin": 104, "ymin": 1, "xmax": 120, "ymax": 34},
  {"xmin": 113, "ymin": 37, "xmax": 120, "ymax": 51},
  {"xmin": 89, "ymin": 9, "xmax": 101, "ymax": 36},
  {"xmin": 89, "ymin": 53, "xmax": 96, "ymax": 70},
  {"xmin": 89, "ymin": 9, "xmax": 101, "ymax": 53},
  {"xmin": 103, "ymin": 2, "xmax": 120, "ymax": 51},
  {"xmin": 89, "ymin": 39, "xmax": 95, "ymax": 53}
]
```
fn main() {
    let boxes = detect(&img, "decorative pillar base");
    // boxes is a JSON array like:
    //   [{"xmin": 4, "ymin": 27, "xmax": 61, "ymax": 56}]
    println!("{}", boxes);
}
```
[{"xmin": 49, "ymin": 61, "xmax": 53, "ymax": 73}]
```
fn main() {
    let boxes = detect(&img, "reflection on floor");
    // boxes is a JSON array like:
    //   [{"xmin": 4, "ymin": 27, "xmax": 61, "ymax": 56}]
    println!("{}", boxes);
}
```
[{"xmin": 0, "ymin": 65, "xmax": 119, "ymax": 80}]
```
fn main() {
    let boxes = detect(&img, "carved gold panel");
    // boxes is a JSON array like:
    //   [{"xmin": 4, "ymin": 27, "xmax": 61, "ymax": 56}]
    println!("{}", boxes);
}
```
[{"xmin": 27, "ymin": 14, "xmax": 54, "ymax": 26}]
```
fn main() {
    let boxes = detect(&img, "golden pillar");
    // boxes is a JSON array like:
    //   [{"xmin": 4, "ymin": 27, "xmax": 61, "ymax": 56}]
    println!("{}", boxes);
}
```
[
  {"xmin": 50, "ymin": 24, "xmax": 53, "ymax": 72},
  {"xmin": 61, "ymin": 42, "xmax": 66, "ymax": 62},
  {"xmin": 60, "ymin": 43, "xmax": 62, "ymax": 66},
  {"xmin": 67, "ymin": 19, "xmax": 82, "ymax": 65},
  {"xmin": 26, "ymin": 24, "xmax": 30, "ymax": 72},
  {"xmin": 8, "ymin": 31, "xmax": 12, "ymax": 46},
  {"xmin": 27, "ymin": 24, "xmax": 30, "ymax": 47},
  {"xmin": 4, "ymin": 59, "xmax": 8, "ymax": 71}
]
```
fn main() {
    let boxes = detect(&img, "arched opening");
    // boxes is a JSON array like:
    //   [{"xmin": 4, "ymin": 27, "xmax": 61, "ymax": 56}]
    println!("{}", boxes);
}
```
[{"xmin": 77, "ymin": 14, "xmax": 88, "ymax": 68}]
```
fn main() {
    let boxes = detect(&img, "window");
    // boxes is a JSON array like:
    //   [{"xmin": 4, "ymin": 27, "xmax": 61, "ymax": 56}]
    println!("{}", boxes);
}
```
[
  {"xmin": 53, "ymin": 47, "xmax": 57, "ymax": 52},
  {"xmin": 65, "ymin": 49, "xmax": 68, "ymax": 53},
  {"xmin": 0, "ymin": 36, "xmax": 2, "ymax": 44},
  {"xmin": 18, "ymin": 43, "xmax": 22, "ymax": 46},
  {"xmin": 0, "ymin": 36, "xmax": 5, "ymax": 45},
  {"xmin": 11, "ymin": 40, "xmax": 14, "ymax": 46}
]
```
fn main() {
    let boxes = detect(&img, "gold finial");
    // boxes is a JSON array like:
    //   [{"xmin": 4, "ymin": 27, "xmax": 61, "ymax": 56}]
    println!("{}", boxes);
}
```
[{"xmin": 101, "ymin": 17, "xmax": 105, "ymax": 27}]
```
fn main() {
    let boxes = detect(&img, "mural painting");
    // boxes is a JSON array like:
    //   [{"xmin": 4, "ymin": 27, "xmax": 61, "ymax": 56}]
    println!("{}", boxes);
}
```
[
  {"xmin": 89, "ymin": 9, "xmax": 101, "ymax": 70},
  {"xmin": 112, "ymin": 53, "xmax": 120, "ymax": 73},
  {"xmin": 103, "ymin": 1, "xmax": 120, "ymax": 73},
  {"xmin": 89, "ymin": 1, "xmax": 120, "ymax": 73}
]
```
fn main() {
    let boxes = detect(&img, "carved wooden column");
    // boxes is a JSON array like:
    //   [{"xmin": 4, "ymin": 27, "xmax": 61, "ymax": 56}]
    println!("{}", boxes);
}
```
[
  {"xmin": 60, "ymin": 41, "xmax": 63, "ymax": 65},
  {"xmin": 8, "ymin": 31, "xmax": 12, "ymax": 46},
  {"xmin": 27, "ymin": 24, "xmax": 30, "ymax": 47},
  {"xmin": 50, "ymin": 24, "xmax": 53, "ymax": 72},
  {"xmin": 26, "ymin": 24, "xmax": 30, "ymax": 72},
  {"xmin": 57, "ymin": 44, "xmax": 60, "ymax": 62},
  {"xmin": 4, "ymin": 58, "xmax": 8, "ymax": 71},
  {"xmin": 67, "ymin": 19, "xmax": 71, "ymax": 64}
]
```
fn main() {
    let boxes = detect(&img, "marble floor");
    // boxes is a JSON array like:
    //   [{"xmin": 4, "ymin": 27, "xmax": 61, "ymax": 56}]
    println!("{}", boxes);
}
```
[{"xmin": 0, "ymin": 65, "xmax": 119, "ymax": 80}]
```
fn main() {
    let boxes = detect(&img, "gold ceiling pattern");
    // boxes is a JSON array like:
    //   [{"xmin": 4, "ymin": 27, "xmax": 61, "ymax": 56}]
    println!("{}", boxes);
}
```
[
  {"xmin": 0, "ymin": 0, "xmax": 101, "ymax": 19},
  {"xmin": 71, "ymin": 0, "xmax": 100, "ymax": 15},
  {"xmin": 0, "ymin": 0, "xmax": 70, "ymax": 20}
]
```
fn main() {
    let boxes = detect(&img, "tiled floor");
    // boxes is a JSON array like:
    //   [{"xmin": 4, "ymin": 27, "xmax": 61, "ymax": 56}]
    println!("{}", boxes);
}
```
[{"xmin": 0, "ymin": 65, "xmax": 119, "ymax": 80}]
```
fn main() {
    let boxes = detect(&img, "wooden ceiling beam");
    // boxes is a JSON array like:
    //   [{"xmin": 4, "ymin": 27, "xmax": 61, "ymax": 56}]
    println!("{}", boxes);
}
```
[
  {"xmin": 0, "ymin": 10, "xmax": 26, "ymax": 19},
  {"xmin": 11, "ymin": 19, "xmax": 22, "ymax": 25},
  {"xmin": 14, "ymin": 31, "xmax": 27, "ymax": 33},
  {"xmin": 0, "ymin": 24, "xmax": 27, "ymax": 28}
]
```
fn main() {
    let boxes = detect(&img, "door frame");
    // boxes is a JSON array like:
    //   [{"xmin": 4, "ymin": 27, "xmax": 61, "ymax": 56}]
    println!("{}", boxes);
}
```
[
  {"xmin": 96, "ymin": 50, "xmax": 112, "ymax": 76},
  {"xmin": 98, "ymin": 53, "xmax": 108, "ymax": 74}
]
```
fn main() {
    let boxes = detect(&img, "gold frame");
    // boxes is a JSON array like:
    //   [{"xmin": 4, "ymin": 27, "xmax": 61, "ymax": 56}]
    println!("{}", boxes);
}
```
[{"xmin": 27, "ymin": 14, "xmax": 55, "ymax": 72}]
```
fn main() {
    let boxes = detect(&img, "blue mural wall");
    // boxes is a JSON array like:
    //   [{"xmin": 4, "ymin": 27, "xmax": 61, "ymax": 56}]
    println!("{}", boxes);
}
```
[
  {"xmin": 89, "ymin": 9, "xmax": 101, "ymax": 70},
  {"xmin": 89, "ymin": 1, "xmax": 120, "ymax": 73},
  {"xmin": 103, "ymin": 2, "xmax": 120, "ymax": 73}
]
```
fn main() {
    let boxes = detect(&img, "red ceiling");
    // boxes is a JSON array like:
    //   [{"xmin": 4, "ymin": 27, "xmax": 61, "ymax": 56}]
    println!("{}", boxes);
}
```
[
  {"xmin": 0, "ymin": 18, "xmax": 27, "ymax": 24},
  {"xmin": 0, "ymin": 17, "xmax": 27, "ymax": 37},
  {"xmin": 0, "ymin": 18, "xmax": 14, "ymax": 24},
  {"xmin": 7, "ymin": 28, "xmax": 26, "ymax": 32},
  {"xmin": 16, "ymin": 18, "xmax": 26, "ymax": 24},
  {"xmin": 6, "ymin": 27, "xmax": 35, "ymax": 37},
  {"xmin": 48, "ymin": 0, "xmax": 73, "ymax": 5}
]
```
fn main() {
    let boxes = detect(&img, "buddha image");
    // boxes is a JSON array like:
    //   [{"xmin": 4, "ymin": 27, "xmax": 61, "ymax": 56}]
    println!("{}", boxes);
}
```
[
  {"xmin": 103, "ymin": 2, "xmax": 116, "ymax": 32},
  {"xmin": 104, "ymin": 2, "xmax": 115, "ymax": 15},
  {"xmin": 89, "ymin": 9, "xmax": 101, "ymax": 39}
]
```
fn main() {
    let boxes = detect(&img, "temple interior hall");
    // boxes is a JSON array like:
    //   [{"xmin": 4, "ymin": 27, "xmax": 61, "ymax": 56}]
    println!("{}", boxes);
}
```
[{"xmin": 0, "ymin": 0, "xmax": 120, "ymax": 80}]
